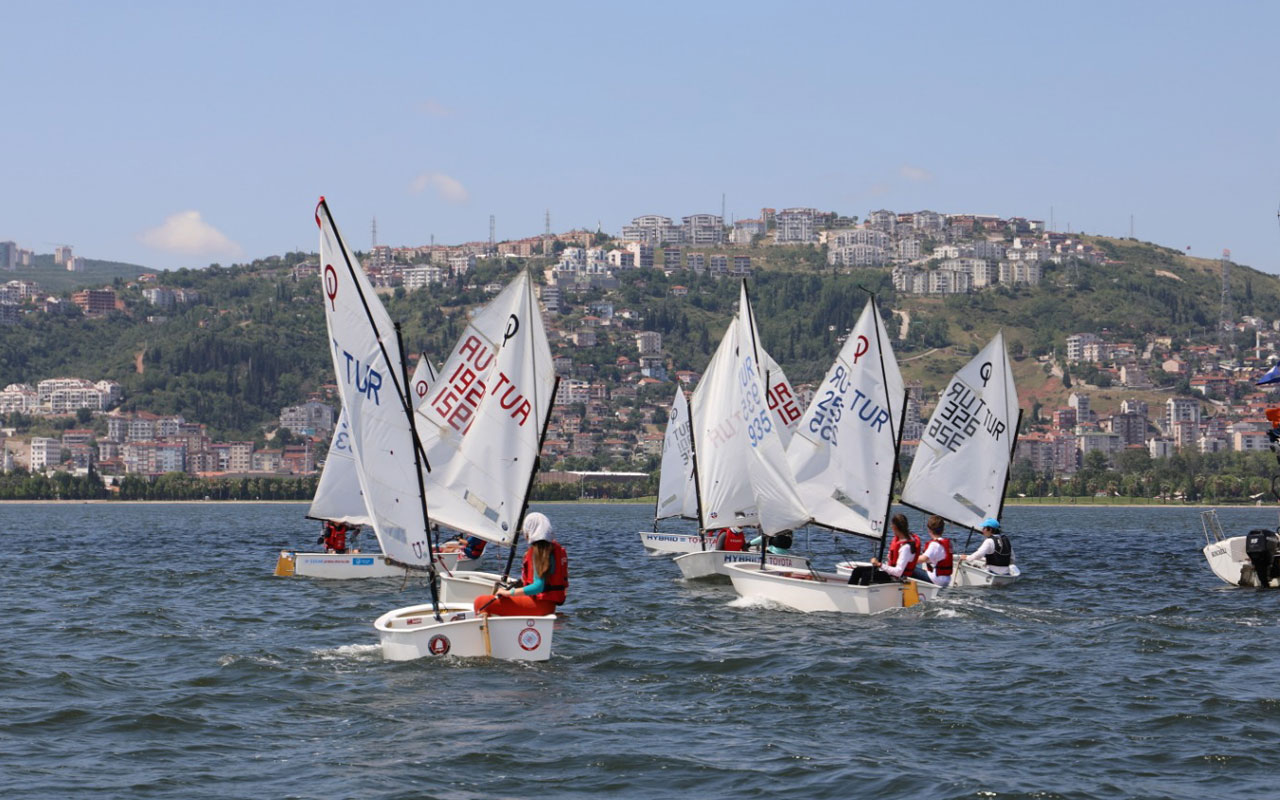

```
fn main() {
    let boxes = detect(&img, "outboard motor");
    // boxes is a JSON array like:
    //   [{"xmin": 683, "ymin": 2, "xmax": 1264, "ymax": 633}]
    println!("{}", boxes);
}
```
[{"xmin": 1244, "ymin": 529, "xmax": 1280, "ymax": 588}]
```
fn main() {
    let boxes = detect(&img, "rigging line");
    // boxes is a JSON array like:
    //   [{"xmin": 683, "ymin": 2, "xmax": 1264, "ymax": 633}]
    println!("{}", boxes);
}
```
[
  {"xmin": 685, "ymin": 385, "xmax": 709, "ymax": 551},
  {"xmin": 503, "ymin": 373, "xmax": 561, "ymax": 584}
]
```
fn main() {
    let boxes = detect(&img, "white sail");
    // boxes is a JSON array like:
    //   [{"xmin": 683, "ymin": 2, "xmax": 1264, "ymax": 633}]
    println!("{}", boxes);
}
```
[
  {"xmin": 655, "ymin": 386, "xmax": 697, "ymax": 521},
  {"xmin": 414, "ymin": 276, "xmax": 525, "ymax": 465},
  {"xmin": 316, "ymin": 199, "xmax": 431, "ymax": 568},
  {"xmin": 899, "ymin": 330, "xmax": 1019, "ymax": 530},
  {"xmin": 734, "ymin": 282, "xmax": 810, "ymax": 535},
  {"xmin": 415, "ymin": 272, "xmax": 554, "ymax": 546},
  {"xmin": 306, "ymin": 408, "xmax": 370, "ymax": 525},
  {"xmin": 692, "ymin": 316, "xmax": 758, "ymax": 529},
  {"xmin": 761, "ymin": 350, "xmax": 803, "ymax": 448},
  {"xmin": 787, "ymin": 298, "xmax": 903, "ymax": 539}
]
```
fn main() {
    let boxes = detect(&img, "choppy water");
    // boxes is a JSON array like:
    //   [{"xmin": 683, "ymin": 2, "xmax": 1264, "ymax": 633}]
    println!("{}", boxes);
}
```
[{"xmin": 3, "ymin": 502, "xmax": 1279, "ymax": 799}]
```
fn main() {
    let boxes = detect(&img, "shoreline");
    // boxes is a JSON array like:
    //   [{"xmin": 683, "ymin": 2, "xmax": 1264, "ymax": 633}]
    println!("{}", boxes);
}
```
[{"xmin": 0, "ymin": 497, "xmax": 1270, "ymax": 509}]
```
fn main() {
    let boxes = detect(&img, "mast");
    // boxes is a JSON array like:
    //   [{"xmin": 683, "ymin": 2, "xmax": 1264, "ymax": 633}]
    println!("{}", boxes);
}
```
[
  {"xmin": 397, "ymin": 323, "xmax": 441, "ymax": 620},
  {"xmin": 742, "ymin": 281, "xmax": 770, "ymax": 567},
  {"xmin": 321, "ymin": 198, "xmax": 437, "ymax": 582},
  {"xmin": 684, "ymin": 385, "xmax": 709, "ymax": 551},
  {"xmin": 996, "ymin": 409, "xmax": 1024, "ymax": 521},
  {"xmin": 502, "ymin": 374, "xmax": 560, "ymax": 582},
  {"xmin": 862, "ymin": 294, "xmax": 907, "ymax": 563},
  {"xmin": 502, "ymin": 271, "xmax": 555, "ymax": 581}
]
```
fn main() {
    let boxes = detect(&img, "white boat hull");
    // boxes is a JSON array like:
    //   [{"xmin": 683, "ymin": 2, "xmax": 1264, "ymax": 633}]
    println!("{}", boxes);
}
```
[
  {"xmin": 1202, "ymin": 535, "xmax": 1280, "ymax": 588},
  {"xmin": 834, "ymin": 559, "xmax": 1021, "ymax": 588},
  {"xmin": 437, "ymin": 571, "xmax": 507, "ymax": 605},
  {"xmin": 951, "ymin": 560, "xmax": 1021, "ymax": 587},
  {"xmin": 374, "ymin": 602, "xmax": 554, "ymax": 661},
  {"xmin": 275, "ymin": 550, "xmax": 460, "ymax": 579},
  {"xmin": 726, "ymin": 562, "xmax": 941, "ymax": 615},
  {"xmin": 639, "ymin": 531, "xmax": 705, "ymax": 555},
  {"xmin": 674, "ymin": 549, "xmax": 811, "ymax": 580}
]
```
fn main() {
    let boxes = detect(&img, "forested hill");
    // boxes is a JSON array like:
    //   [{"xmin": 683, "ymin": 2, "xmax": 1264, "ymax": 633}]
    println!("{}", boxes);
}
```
[
  {"xmin": 0, "ymin": 236, "xmax": 1276, "ymax": 440},
  {"xmin": 9, "ymin": 254, "xmax": 149, "ymax": 292}
]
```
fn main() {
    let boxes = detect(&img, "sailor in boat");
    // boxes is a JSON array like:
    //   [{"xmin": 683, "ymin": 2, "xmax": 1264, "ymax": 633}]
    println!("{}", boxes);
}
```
[
  {"xmin": 911, "ymin": 515, "xmax": 953, "ymax": 587},
  {"xmin": 711, "ymin": 527, "xmax": 745, "ymax": 552},
  {"xmin": 440, "ymin": 531, "xmax": 488, "ymax": 561},
  {"xmin": 319, "ymin": 520, "xmax": 353, "ymax": 554},
  {"xmin": 957, "ymin": 518, "xmax": 1014, "ymax": 575},
  {"xmin": 851, "ymin": 513, "xmax": 920, "ymax": 585},
  {"xmin": 472, "ymin": 512, "xmax": 569, "ymax": 617},
  {"xmin": 748, "ymin": 529, "xmax": 794, "ymax": 554}
]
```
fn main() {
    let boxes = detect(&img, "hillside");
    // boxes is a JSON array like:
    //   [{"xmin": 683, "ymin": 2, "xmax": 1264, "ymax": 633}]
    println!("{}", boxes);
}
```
[
  {"xmin": 9, "ymin": 254, "xmax": 150, "ymax": 293},
  {"xmin": 0, "ymin": 234, "xmax": 1276, "ymax": 443}
]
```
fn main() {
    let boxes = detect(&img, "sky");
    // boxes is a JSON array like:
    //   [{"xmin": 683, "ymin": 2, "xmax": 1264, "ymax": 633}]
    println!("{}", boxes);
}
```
[{"xmin": 2, "ymin": 1, "xmax": 1278, "ymax": 273}]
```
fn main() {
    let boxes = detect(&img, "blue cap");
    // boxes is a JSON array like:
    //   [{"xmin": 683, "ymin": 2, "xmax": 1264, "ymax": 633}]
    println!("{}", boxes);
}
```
[{"xmin": 981, "ymin": 518, "xmax": 1001, "ymax": 530}]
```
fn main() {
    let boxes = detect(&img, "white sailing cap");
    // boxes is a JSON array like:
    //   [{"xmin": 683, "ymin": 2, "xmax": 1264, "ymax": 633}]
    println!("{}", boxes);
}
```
[{"xmin": 523, "ymin": 512, "xmax": 553, "ymax": 543}]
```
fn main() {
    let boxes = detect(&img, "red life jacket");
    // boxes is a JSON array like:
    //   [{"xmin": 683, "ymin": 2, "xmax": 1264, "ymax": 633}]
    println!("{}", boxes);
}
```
[
  {"xmin": 720, "ymin": 529, "xmax": 745, "ymax": 552},
  {"xmin": 930, "ymin": 537, "xmax": 954, "ymax": 576},
  {"xmin": 521, "ymin": 541, "xmax": 569, "ymax": 605},
  {"xmin": 887, "ymin": 534, "xmax": 919, "ymax": 578},
  {"xmin": 461, "ymin": 536, "xmax": 487, "ymax": 560},
  {"xmin": 325, "ymin": 524, "xmax": 347, "ymax": 552}
]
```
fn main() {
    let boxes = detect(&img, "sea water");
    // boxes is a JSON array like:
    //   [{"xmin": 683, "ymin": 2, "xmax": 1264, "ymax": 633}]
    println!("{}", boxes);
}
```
[{"xmin": 2, "ymin": 502, "xmax": 1278, "ymax": 799}]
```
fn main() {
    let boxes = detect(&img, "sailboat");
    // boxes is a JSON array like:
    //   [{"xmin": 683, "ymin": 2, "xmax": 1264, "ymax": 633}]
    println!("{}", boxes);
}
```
[
  {"xmin": 316, "ymin": 198, "xmax": 555, "ymax": 661},
  {"xmin": 377, "ymin": 267, "xmax": 559, "ymax": 655},
  {"xmin": 898, "ymin": 331, "xmax": 1023, "ymax": 588},
  {"xmin": 673, "ymin": 282, "xmax": 813, "ymax": 580},
  {"xmin": 726, "ymin": 297, "xmax": 941, "ymax": 613},
  {"xmin": 273, "ymin": 352, "xmax": 463, "ymax": 579},
  {"xmin": 405, "ymin": 271, "xmax": 560, "ymax": 607},
  {"xmin": 637, "ymin": 386, "xmax": 703, "ymax": 555}
]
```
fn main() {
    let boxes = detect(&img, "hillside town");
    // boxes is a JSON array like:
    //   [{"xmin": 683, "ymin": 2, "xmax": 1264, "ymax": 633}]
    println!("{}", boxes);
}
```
[{"xmin": 0, "ymin": 206, "xmax": 1276, "ymax": 494}]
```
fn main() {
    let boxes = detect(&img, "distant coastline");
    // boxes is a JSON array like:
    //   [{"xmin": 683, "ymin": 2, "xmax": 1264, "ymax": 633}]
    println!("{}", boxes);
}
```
[{"xmin": 0, "ymin": 497, "xmax": 1270, "ymax": 510}]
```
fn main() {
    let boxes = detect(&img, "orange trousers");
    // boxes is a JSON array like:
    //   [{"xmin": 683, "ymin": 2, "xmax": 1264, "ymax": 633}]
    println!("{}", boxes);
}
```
[{"xmin": 472, "ymin": 593, "xmax": 557, "ymax": 616}]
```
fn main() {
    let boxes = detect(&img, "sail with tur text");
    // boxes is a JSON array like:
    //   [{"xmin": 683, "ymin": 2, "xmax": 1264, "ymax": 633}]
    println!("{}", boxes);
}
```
[
  {"xmin": 655, "ymin": 386, "xmax": 698, "ymax": 522},
  {"xmin": 413, "ymin": 271, "xmax": 554, "ymax": 547},
  {"xmin": 316, "ymin": 198, "xmax": 432, "ymax": 569},
  {"xmin": 899, "ymin": 330, "xmax": 1019, "ymax": 531},
  {"xmin": 786, "ymin": 298, "xmax": 903, "ymax": 539}
]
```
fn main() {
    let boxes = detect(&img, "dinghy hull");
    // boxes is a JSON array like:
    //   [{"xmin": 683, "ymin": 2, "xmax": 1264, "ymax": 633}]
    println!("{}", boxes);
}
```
[
  {"xmin": 727, "ymin": 563, "xmax": 940, "ymax": 614},
  {"xmin": 437, "ymin": 571, "xmax": 507, "ymax": 605},
  {"xmin": 639, "ymin": 531, "xmax": 704, "ymax": 555},
  {"xmin": 674, "ymin": 549, "xmax": 810, "ymax": 580},
  {"xmin": 276, "ymin": 550, "xmax": 460, "ymax": 579},
  {"xmin": 375, "ymin": 603, "xmax": 554, "ymax": 661},
  {"xmin": 835, "ymin": 559, "xmax": 1020, "ymax": 588},
  {"xmin": 951, "ymin": 560, "xmax": 1021, "ymax": 588}
]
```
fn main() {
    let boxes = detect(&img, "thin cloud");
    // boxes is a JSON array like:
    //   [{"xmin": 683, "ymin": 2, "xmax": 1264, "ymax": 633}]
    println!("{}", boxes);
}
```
[
  {"xmin": 410, "ymin": 172, "xmax": 470, "ymax": 204},
  {"xmin": 900, "ymin": 165, "xmax": 933, "ymax": 182},
  {"xmin": 138, "ymin": 211, "xmax": 242, "ymax": 257},
  {"xmin": 418, "ymin": 99, "xmax": 455, "ymax": 117}
]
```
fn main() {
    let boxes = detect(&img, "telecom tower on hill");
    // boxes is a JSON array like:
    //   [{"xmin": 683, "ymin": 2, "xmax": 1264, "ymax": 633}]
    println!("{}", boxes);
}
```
[{"xmin": 1219, "ymin": 248, "xmax": 1233, "ymax": 363}]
